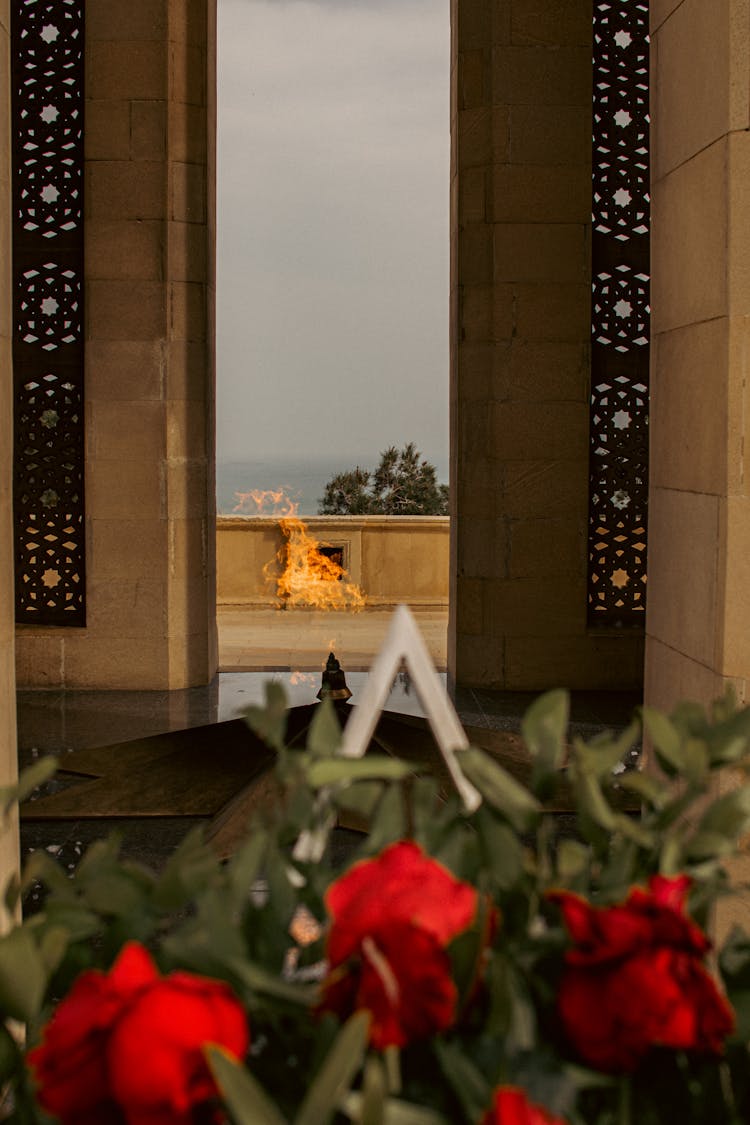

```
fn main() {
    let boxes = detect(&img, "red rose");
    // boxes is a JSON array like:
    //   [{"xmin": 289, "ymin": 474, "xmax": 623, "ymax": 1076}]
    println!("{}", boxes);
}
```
[
  {"xmin": 548, "ymin": 875, "xmax": 734, "ymax": 1072},
  {"xmin": 28, "ymin": 942, "xmax": 249, "ymax": 1125},
  {"xmin": 482, "ymin": 1086, "xmax": 568, "ymax": 1124},
  {"xmin": 320, "ymin": 840, "xmax": 480, "ymax": 1049}
]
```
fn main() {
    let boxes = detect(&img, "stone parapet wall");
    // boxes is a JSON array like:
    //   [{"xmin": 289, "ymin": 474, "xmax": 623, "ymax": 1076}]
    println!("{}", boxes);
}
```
[{"xmin": 217, "ymin": 516, "xmax": 449, "ymax": 608}]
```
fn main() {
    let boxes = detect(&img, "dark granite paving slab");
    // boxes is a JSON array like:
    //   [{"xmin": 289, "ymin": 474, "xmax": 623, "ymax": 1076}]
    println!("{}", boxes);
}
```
[{"xmin": 17, "ymin": 674, "xmax": 642, "ymax": 886}]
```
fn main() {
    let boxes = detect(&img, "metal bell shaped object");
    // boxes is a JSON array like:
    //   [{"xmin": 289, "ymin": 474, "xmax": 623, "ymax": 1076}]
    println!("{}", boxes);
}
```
[{"xmin": 317, "ymin": 652, "xmax": 352, "ymax": 701}]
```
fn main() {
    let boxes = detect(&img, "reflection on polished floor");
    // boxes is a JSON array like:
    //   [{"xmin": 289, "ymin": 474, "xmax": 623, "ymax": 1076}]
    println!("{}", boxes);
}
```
[{"xmin": 16, "ymin": 605, "xmax": 641, "ymax": 900}]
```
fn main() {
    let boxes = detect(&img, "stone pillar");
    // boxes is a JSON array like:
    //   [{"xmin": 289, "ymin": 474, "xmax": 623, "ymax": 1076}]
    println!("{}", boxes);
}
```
[
  {"xmin": 0, "ymin": 0, "xmax": 20, "ymax": 919},
  {"xmin": 15, "ymin": 0, "xmax": 217, "ymax": 690},
  {"xmin": 645, "ymin": 0, "xmax": 750, "ymax": 711},
  {"xmin": 449, "ymin": 0, "xmax": 643, "ymax": 691}
]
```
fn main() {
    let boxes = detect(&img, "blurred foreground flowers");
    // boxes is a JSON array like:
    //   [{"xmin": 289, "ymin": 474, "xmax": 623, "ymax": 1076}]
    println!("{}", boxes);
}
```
[{"xmin": 3, "ymin": 682, "xmax": 750, "ymax": 1123}]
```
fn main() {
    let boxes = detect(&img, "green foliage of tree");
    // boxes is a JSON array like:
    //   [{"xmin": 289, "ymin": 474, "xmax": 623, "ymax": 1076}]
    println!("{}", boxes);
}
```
[{"xmin": 318, "ymin": 443, "xmax": 449, "ymax": 516}]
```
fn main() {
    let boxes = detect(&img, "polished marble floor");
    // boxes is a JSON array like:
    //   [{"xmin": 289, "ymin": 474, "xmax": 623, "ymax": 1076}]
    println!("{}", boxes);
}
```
[{"xmin": 17, "ymin": 667, "xmax": 642, "ymax": 906}]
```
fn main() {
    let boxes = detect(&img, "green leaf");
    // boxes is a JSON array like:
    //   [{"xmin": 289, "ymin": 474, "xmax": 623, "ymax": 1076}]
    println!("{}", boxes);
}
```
[
  {"xmin": 382, "ymin": 1103, "xmax": 448, "ymax": 1125},
  {"xmin": 225, "ymin": 832, "xmax": 268, "ymax": 910},
  {"xmin": 653, "ymin": 787, "xmax": 701, "ymax": 833},
  {"xmin": 476, "ymin": 806, "xmax": 523, "ymax": 889},
  {"xmin": 409, "ymin": 776, "xmax": 441, "ymax": 838},
  {"xmin": 0, "ymin": 1022, "xmax": 21, "ymax": 1084},
  {"xmin": 641, "ymin": 708, "xmax": 684, "ymax": 775},
  {"xmin": 698, "ymin": 784, "xmax": 750, "ymax": 841},
  {"xmin": 244, "ymin": 681, "xmax": 289, "ymax": 752},
  {"xmin": 306, "ymin": 756, "xmax": 415, "ymax": 789},
  {"xmin": 434, "ymin": 1039, "xmax": 491, "ymax": 1122},
  {"xmin": 670, "ymin": 700, "xmax": 710, "ymax": 736},
  {"xmin": 726, "ymin": 988, "xmax": 750, "ymax": 1040},
  {"xmin": 573, "ymin": 771, "xmax": 616, "ymax": 831},
  {"xmin": 720, "ymin": 925, "xmax": 750, "ymax": 982},
  {"xmin": 362, "ymin": 785, "xmax": 407, "ymax": 855},
  {"xmin": 659, "ymin": 833, "xmax": 684, "ymax": 876},
  {"xmin": 38, "ymin": 926, "xmax": 69, "ymax": 976},
  {"xmin": 207, "ymin": 1045, "xmax": 288, "ymax": 1125},
  {"xmin": 504, "ymin": 960, "xmax": 537, "ymax": 1050},
  {"xmin": 596, "ymin": 838, "xmax": 638, "ymax": 898},
  {"xmin": 22, "ymin": 849, "xmax": 75, "ymax": 898},
  {"xmin": 573, "ymin": 723, "xmax": 640, "ymax": 780},
  {"xmin": 0, "ymin": 757, "xmax": 58, "ymax": 814},
  {"xmin": 0, "ymin": 929, "xmax": 47, "ymax": 1022},
  {"xmin": 449, "ymin": 892, "xmax": 493, "ymax": 1012},
  {"xmin": 684, "ymin": 831, "xmax": 736, "ymax": 862},
  {"xmin": 681, "ymin": 737, "xmax": 709, "ymax": 785},
  {"xmin": 3, "ymin": 874, "xmax": 20, "ymax": 917},
  {"xmin": 294, "ymin": 1011, "xmax": 371, "ymax": 1125},
  {"xmin": 42, "ymin": 901, "xmax": 101, "ymax": 942},
  {"xmin": 484, "ymin": 949, "xmax": 512, "ymax": 1035},
  {"xmin": 458, "ymin": 747, "xmax": 540, "ymax": 831},
  {"xmin": 704, "ymin": 705, "xmax": 750, "ymax": 766},
  {"xmin": 225, "ymin": 956, "xmax": 316, "ymax": 1007},
  {"xmin": 283, "ymin": 785, "xmax": 317, "ymax": 839},
  {"xmin": 360, "ymin": 1054, "xmax": 387, "ymax": 1125},
  {"xmin": 615, "ymin": 770, "xmax": 667, "ymax": 808},
  {"xmin": 341, "ymin": 1092, "xmax": 449, "ymax": 1125},
  {"xmin": 75, "ymin": 832, "xmax": 123, "ymax": 879},
  {"xmin": 556, "ymin": 839, "xmax": 590, "ymax": 882},
  {"xmin": 719, "ymin": 927, "xmax": 750, "ymax": 1039},
  {"xmin": 434, "ymin": 822, "xmax": 480, "ymax": 882},
  {"xmin": 307, "ymin": 699, "xmax": 343, "ymax": 758},
  {"xmin": 153, "ymin": 826, "xmax": 218, "ymax": 911},
  {"xmin": 522, "ymin": 689, "xmax": 569, "ymax": 794},
  {"xmin": 264, "ymin": 843, "xmax": 299, "ymax": 930},
  {"xmin": 711, "ymin": 687, "xmax": 738, "ymax": 723},
  {"xmin": 335, "ymin": 781, "xmax": 383, "ymax": 820},
  {"xmin": 82, "ymin": 870, "xmax": 150, "ymax": 917},
  {"xmin": 609, "ymin": 811, "xmax": 655, "ymax": 849}
]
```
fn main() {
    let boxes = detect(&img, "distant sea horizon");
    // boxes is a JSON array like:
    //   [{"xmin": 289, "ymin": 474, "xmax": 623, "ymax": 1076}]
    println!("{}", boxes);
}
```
[{"xmin": 216, "ymin": 454, "xmax": 449, "ymax": 516}]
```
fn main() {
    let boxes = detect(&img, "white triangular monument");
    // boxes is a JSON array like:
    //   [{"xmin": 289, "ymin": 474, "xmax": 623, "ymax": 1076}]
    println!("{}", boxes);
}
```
[
  {"xmin": 294, "ymin": 605, "xmax": 481, "ymax": 862},
  {"xmin": 340, "ymin": 604, "xmax": 481, "ymax": 810}
]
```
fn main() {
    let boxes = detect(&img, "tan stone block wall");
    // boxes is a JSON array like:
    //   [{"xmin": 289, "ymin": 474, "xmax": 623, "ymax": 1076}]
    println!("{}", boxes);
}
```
[
  {"xmin": 15, "ymin": 0, "xmax": 217, "ymax": 690},
  {"xmin": 217, "ymin": 520, "xmax": 281, "ymax": 604},
  {"xmin": 360, "ymin": 519, "xmax": 449, "ymax": 603},
  {"xmin": 645, "ymin": 0, "xmax": 750, "ymax": 714},
  {"xmin": 0, "ymin": 0, "xmax": 20, "ymax": 917},
  {"xmin": 216, "ymin": 517, "xmax": 449, "ymax": 608},
  {"xmin": 450, "ymin": 0, "xmax": 642, "ymax": 691}
]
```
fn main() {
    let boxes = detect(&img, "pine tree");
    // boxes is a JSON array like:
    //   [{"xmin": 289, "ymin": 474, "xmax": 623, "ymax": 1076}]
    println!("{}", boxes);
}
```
[{"xmin": 318, "ymin": 444, "xmax": 448, "ymax": 516}]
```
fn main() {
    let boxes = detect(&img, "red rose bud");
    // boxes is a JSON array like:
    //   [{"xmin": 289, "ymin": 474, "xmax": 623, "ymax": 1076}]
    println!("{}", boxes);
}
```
[
  {"xmin": 28, "ymin": 942, "xmax": 249, "ymax": 1125},
  {"xmin": 548, "ymin": 875, "xmax": 734, "ymax": 1072},
  {"xmin": 320, "ymin": 840, "xmax": 481, "ymax": 1049},
  {"xmin": 482, "ymin": 1086, "xmax": 568, "ymax": 1124}
]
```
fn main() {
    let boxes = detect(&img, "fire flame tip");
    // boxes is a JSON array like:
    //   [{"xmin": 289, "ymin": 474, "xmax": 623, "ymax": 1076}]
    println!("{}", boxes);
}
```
[
  {"xmin": 232, "ymin": 487, "xmax": 300, "ymax": 518},
  {"xmin": 289, "ymin": 670, "xmax": 316, "ymax": 686}
]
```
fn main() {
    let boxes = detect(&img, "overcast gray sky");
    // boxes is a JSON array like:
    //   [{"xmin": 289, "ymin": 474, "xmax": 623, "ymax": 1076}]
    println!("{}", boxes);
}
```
[{"xmin": 216, "ymin": 0, "xmax": 450, "ymax": 468}]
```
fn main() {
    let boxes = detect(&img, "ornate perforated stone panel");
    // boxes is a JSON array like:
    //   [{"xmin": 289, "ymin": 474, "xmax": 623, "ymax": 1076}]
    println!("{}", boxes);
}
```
[
  {"xmin": 11, "ymin": 0, "xmax": 86, "ymax": 625},
  {"xmin": 587, "ymin": 0, "xmax": 649, "ymax": 628}
]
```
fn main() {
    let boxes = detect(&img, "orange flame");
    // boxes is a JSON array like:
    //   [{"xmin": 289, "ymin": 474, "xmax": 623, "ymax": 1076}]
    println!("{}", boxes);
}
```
[
  {"xmin": 275, "ymin": 516, "xmax": 365, "ymax": 610},
  {"xmin": 289, "ymin": 670, "xmax": 316, "ymax": 686},
  {"xmin": 232, "ymin": 488, "xmax": 297, "ymax": 516},
  {"xmin": 239, "ymin": 489, "xmax": 365, "ymax": 610},
  {"xmin": 290, "ymin": 904, "xmax": 322, "ymax": 946}
]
